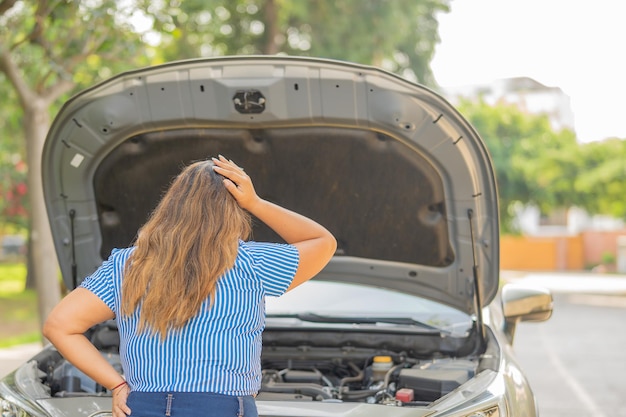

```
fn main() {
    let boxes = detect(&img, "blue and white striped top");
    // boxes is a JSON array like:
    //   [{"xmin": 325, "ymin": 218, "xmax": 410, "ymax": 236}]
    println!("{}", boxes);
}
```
[{"xmin": 80, "ymin": 240, "xmax": 299, "ymax": 395}]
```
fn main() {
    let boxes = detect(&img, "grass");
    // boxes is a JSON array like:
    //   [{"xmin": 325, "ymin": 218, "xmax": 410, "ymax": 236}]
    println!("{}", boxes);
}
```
[{"xmin": 0, "ymin": 261, "xmax": 42, "ymax": 348}]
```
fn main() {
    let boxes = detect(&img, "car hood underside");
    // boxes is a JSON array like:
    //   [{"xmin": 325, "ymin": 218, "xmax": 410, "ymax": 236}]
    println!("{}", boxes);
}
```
[{"xmin": 43, "ymin": 56, "xmax": 500, "ymax": 314}]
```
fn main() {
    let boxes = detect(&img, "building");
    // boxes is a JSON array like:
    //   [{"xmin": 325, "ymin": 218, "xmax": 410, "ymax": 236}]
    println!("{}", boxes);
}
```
[{"xmin": 440, "ymin": 76, "xmax": 575, "ymax": 134}]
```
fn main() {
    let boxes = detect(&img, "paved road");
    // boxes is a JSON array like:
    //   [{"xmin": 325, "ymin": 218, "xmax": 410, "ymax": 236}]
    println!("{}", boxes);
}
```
[
  {"xmin": 506, "ymin": 271, "xmax": 626, "ymax": 417},
  {"xmin": 514, "ymin": 291, "xmax": 626, "ymax": 417}
]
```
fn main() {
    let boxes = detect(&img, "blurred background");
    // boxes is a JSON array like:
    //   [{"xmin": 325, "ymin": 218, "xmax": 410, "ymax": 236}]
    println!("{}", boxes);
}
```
[{"xmin": 1, "ymin": 1, "xmax": 625, "ymax": 416}]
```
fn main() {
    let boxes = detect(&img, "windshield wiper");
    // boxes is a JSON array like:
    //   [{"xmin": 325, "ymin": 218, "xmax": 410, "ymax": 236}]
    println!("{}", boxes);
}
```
[{"xmin": 267, "ymin": 313, "xmax": 449, "ymax": 333}]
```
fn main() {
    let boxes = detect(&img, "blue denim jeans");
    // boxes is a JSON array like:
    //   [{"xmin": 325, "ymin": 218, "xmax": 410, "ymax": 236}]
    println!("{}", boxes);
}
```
[{"xmin": 126, "ymin": 391, "xmax": 258, "ymax": 417}]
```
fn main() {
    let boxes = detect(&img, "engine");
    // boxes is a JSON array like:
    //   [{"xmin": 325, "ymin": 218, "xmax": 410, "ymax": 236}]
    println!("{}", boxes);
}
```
[{"xmin": 258, "ymin": 350, "xmax": 477, "ymax": 406}]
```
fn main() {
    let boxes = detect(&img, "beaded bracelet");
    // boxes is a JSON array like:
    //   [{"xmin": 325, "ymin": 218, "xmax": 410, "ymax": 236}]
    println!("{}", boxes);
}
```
[{"xmin": 111, "ymin": 381, "xmax": 127, "ymax": 391}]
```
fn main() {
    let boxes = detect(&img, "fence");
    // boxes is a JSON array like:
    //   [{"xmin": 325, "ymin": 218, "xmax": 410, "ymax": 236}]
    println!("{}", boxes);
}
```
[{"xmin": 501, "ymin": 229, "xmax": 626, "ymax": 272}]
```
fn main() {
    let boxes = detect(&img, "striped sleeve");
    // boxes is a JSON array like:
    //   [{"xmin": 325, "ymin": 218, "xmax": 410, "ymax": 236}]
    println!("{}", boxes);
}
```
[
  {"xmin": 79, "ymin": 248, "xmax": 129, "ymax": 314},
  {"xmin": 242, "ymin": 241, "xmax": 299, "ymax": 297}
]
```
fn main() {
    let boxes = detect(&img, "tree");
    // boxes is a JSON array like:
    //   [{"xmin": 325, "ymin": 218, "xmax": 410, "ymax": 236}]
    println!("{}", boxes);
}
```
[
  {"xmin": 0, "ymin": 74, "xmax": 28, "ymax": 232},
  {"xmin": 0, "ymin": 0, "xmax": 146, "ymax": 330},
  {"xmin": 576, "ymin": 138, "xmax": 626, "ymax": 220},
  {"xmin": 139, "ymin": 0, "xmax": 450, "ymax": 86},
  {"xmin": 457, "ymin": 98, "xmax": 583, "ymax": 233}
]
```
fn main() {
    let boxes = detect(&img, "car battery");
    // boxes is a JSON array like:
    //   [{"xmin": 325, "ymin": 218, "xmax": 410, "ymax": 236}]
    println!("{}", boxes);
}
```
[{"xmin": 397, "ymin": 368, "xmax": 469, "ymax": 402}]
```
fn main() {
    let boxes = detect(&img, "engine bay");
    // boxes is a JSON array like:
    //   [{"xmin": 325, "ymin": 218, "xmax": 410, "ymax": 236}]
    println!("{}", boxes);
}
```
[{"xmin": 25, "ymin": 321, "xmax": 494, "ymax": 408}]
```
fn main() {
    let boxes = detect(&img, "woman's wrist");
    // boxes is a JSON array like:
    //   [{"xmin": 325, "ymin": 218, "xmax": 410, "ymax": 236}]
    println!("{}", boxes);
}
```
[
  {"xmin": 242, "ymin": 196, "xmax": 264, "ymax": 214},
  {"xmin": 111, "ymin": 381, "xmax": 127, "ymax": 391}
]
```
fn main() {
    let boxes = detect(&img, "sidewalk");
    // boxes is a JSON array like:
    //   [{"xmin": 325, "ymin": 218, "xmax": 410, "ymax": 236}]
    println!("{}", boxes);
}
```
[
  {"xmin": 502, "ymin": 270, "xmax": 626, "ymax": 295},
  {"xmin": 0, "ymin": 342, "xmax": 43, "ymax": 378}
]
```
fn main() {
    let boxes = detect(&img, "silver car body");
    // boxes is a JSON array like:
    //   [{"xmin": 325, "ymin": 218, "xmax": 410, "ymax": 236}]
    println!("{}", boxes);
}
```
[{"xmin": 0, "ymin": 56, "xmax": 552, "ymax": 417}]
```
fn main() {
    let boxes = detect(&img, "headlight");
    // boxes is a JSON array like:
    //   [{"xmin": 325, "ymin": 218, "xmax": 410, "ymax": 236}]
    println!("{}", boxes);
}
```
[
  {"xmin": 0, "ymin": 377, "xmax": 46, "ymax": 417},
  {"xmin": 1, "ymin": 397, "xmax": 35, "ymax": 417}
]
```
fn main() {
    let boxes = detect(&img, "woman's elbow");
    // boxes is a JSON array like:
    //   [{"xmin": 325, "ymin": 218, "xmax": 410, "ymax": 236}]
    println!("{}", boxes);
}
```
[
  {"xmin": 325, "ymin": 233, "xmax": 337, "ymax": 260},
  {"xmin": 42, "ymin": 312, "xmax": 63, "ymax": 343}
]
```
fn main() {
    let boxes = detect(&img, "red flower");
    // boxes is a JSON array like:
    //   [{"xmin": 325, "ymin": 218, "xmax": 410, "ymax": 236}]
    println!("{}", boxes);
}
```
[{"xmin": 15, "ymin": 182, "xmax": 27, "ymax": 195}]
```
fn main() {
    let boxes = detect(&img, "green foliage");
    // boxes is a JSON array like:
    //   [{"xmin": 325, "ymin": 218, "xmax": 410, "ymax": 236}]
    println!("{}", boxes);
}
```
[
  {"xmin": 1, "ymin": 0, "xmax": 149, "ymax": 100},
  {"xmin": 0, "ymin": 76, "xmax": 27, "ymax": 229},
  {"xmin": 601, "ymin": 251, "xmax": 616, "ymax": 265},
  {"xmin": 576, "ymin": 138, "xmax": 626, "ymax": 218},
  {"xmin": 457, "ymin": 98, "xmax": 626, "ymax": 231},
  {"xmin": 138, "ymin": 0, "xmax": 450, "ymax": 86},
  {"xmin": 284, "ymin": 0, "xmax": 448, "ymax": 85},
  {"xmin": 0, "ymin": 262, "xmax": 27, "ymax": 294},
  {"xmin": 0, "ymin": 263, "xmax": 39, "ymax": 347}
]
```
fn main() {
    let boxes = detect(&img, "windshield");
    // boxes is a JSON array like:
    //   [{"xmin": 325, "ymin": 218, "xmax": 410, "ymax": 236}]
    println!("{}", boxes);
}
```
[{"xmin": 266, "ymin": 281, "xmax": 473, "ymax": 336}]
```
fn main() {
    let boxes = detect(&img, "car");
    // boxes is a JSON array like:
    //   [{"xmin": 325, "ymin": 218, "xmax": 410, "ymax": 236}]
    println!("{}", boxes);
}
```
[{"xmin": 0, "ymin": 56, "xmax": 553, "ymax": 417}]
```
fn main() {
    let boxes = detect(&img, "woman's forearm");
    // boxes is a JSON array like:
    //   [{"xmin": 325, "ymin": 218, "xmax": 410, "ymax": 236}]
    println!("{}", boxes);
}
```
[
  {"xmin": 246, "ymin": 198, "xmax": 333, "ymax": 245},
  {"xmin": 248, "ymin": 198, "xmax": 336, "ymax": 289},
  {"xmin": 43, "ymin": 288, "xmax": 125, "ymax": 390},
  {"xmin": 45, "ymin": 331, "xmax": 125, "ymax": 390}
]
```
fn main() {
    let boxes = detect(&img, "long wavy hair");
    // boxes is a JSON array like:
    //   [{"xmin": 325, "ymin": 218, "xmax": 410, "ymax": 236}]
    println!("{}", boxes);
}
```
[{"xmin": 121, "ymin": 160, "xmax": 252, "ymax": 339}]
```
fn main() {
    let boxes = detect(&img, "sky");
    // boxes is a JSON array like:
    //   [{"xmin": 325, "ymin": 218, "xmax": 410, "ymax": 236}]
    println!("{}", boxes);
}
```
[{"xmin": 430, "ymin": 0, "xmax": 626, "ymax": 143}]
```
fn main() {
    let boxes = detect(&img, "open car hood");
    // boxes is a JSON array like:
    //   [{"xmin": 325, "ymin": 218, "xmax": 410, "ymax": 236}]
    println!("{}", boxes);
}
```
[{"xmin": 43, "ymin": 56, "xmax": 499, "ymax": 314}]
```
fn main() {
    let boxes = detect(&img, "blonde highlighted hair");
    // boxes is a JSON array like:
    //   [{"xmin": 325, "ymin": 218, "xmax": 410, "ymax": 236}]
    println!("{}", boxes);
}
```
[{"xmin": 121, "ymin": 160, "xmax": 251, "ymax": 339}]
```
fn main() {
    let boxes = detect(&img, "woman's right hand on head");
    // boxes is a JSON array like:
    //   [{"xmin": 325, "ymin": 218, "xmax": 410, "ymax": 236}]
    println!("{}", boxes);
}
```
[
  {"xmin": 212, "ymin": 155, "xmax": 261, "ymax": 211},
  {"xmin": 214, "ymin": 154, "xmax": 336, "ymax": 290}
]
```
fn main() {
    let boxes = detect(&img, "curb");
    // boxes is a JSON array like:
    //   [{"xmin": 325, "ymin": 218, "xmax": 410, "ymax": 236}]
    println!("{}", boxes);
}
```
[{"xmin": 502, "ymin": 270, "xmax": 626, "ymax": 296}]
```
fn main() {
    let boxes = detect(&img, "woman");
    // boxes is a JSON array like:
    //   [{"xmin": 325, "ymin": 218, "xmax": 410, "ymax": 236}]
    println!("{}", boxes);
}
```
[{"xmin": 43, "ymin": 155, "xmax": 337, "ymax": 417}]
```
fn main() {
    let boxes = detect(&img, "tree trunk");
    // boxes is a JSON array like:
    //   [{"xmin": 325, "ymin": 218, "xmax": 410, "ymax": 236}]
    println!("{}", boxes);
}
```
[
  {"xmin": 262, "ymin": 0, "xmax": 279, "ymax": 55},
  {"xmin": 24, "ymin": 98, "xmax": 62, "ymax": 333}
]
